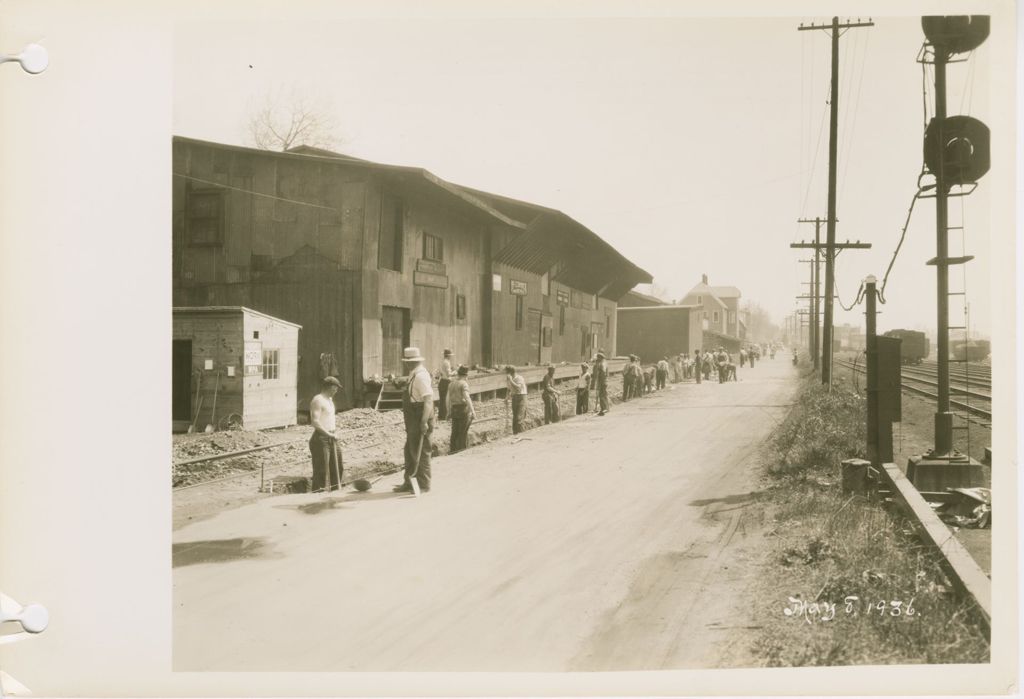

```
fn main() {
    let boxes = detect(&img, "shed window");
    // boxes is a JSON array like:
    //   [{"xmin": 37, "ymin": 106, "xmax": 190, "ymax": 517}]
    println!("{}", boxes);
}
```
[
  {"xmin": 713, "ymin": 311, "xmax": 720, "ymax": 323},
  {"xmin": 422, "ymin": 232, "xmax": 444, "ymax": 261},
  {"xmin": 559, "ymin": 306, "xmax": 565, "ymax": 335},
  {"xmin": 262, "ymin": 349, "xmax": 280, "ymax": 379},
  {"xmin": 605, "ymin": 315, "xmax": 611, "ymax": 337},
  {"xmin": 187, "ymin": 189, "xmax": 224, "ymax": 246},
  {"xmin": 379, "ymin": 200, "xmax": 403, "ymax": 271},
  {"xmin": 515, "ymin": 295, "xmax": 524, "ymax": 330},
  {"xmin": 540, "ymin": 273, "xmax": 550, "ymax": 297},
  {"xmin": 697, "ymin": 295, "xmax": 703, "ymax": 305},
  {"xmin": 456, "ymin": 293, "xmax": 466, "ymax": 320}
]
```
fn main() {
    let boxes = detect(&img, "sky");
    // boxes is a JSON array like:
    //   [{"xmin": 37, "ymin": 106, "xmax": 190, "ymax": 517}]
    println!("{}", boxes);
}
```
[{"xmin": 173, "ymin": 14, "xmax": 995, "ymax": 339}]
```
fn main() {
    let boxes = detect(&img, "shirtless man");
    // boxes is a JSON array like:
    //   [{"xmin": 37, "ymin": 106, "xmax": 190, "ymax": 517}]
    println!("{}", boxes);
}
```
[{"xmin": 309, "ymin": 376, "xmax": 343, "ymax": 493}]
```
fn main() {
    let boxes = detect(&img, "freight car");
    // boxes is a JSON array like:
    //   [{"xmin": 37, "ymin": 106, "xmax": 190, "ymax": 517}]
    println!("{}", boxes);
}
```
[
  {"xmin": 883, "ymin": 329, "xmax": 930, "ymax": 364},
  {"xmin": 952, "ymin": 339, "xmax": 991, "ymax": 361}
]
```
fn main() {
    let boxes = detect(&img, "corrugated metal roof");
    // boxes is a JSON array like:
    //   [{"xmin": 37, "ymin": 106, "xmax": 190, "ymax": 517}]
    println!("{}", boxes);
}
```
[{"xmin": 492, "ymin": 211, "xmax": 652, "ymax": 297}]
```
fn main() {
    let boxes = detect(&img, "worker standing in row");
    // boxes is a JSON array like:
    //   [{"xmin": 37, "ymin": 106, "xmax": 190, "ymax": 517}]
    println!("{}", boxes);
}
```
[
  {"xmin": 576, "ymin": 362, "xmax": 591, "ymax": 415},
  {"xmin": 309, "ymin": 376, "xmax": 343, "ymax": 493},
  {"xmin": 656, "ymin": 357, "xmax": 669, "ymax": 390},
  {"xmin": 446, "ymin": 364, "xmax": 474, "ymax": 454},
  {"xmin": 592, "ymin": 352, "xmax": 609, "ymax": 416},
  {"xmin": 504, "ymin": 365, "xmax": 528, "ymax": 434},
  {"xmin": 394, "ymin": 347, "xmax": 433, "ymax": 494},
  {"xmin": 436, "ymin": 348, "xmax": 454, "ymax": 420},
  {"xmin": 541, "ymin": 365, "xmax": 561, "ymax": 424}
]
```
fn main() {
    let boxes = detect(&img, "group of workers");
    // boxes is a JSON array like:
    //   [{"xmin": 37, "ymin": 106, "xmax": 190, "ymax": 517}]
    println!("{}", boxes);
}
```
[{"xmin": 307, "ymin": 342, "xmax": 781, "ymax": 496}]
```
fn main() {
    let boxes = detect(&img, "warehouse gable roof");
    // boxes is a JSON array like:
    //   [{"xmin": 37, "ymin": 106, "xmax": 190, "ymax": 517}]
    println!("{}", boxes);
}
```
[{"xmin": 174, "ymin": 136, "xmax": 651, "ymax": 298}]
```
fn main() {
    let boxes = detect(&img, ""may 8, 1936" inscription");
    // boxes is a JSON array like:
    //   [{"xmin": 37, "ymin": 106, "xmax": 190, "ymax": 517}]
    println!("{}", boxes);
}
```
[{"xmin": 783, "ymin": 596, "xmax": 917, "ymax": 624}]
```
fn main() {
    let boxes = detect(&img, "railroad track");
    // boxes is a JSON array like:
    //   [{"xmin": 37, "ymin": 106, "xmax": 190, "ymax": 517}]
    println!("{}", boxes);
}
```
[
  {"xmin": 836, "ymin": 358, "xmax": 991, "ymax": 423},
  {"xmin": 905, "ymin": 366, "xmax": 991, "ymax": 392}
]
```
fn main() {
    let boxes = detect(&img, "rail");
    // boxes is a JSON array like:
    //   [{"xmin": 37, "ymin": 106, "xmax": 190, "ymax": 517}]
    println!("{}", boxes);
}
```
[{"xmin": 836, "ymin": 358, "xmax": 991, "ymax": 421}]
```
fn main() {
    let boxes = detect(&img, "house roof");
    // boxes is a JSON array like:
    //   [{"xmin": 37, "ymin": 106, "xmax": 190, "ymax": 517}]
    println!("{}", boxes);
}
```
[
  {"xmin": 682, "ymin": 283, "xmax": 728, "ymax": 309},
  {"xmin": 708, "ymin": 285, "xmax": 741, "ymax": 299},
  {"xmin": 173, "ymin": 136, "xmax": 651, "ymax": 297}
]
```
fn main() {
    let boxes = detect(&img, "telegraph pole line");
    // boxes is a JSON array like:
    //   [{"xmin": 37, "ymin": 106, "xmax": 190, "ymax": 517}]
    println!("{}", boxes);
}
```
[
  {"xmin": 791, "ymin": 235, "xmax": 871, "ymax": 382},
  {"xmin": 796, "ymin": 258, "xmax": 816, "ymax": 361},
  {"xmin": 797, "ymin": 217, "xmax": 826, "ymax": 370},
  {"xmin": 798, "ymin": 17, "xmax": 874, "ymax": 386}
]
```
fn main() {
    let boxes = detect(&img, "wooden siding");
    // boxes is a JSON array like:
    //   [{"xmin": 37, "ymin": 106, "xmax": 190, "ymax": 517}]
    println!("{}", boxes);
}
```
[
  {"xmin": 174, "ymin": 140, "xmax": 365, "ymax": 409},
  {"xmin": 172, "ymin": 311, "xmax": 244, "ymax": 430},
  {"xmin": 491, "ymin": 262, "xmax": 618, "ymax": 365},
  {"xmin": 174, "ymin": 272, "xmax": 359, "ymax": 412},
  {"xmin": 241, "ymin": 311, "xmax": 300, "ymax": 429},
  {"xmin": 615, "ymin": 307, "xmax": 698, "ymax": 361},
  {"xmin": 360, "ymin": 177, "xmax": 495, "ymax": 376}
]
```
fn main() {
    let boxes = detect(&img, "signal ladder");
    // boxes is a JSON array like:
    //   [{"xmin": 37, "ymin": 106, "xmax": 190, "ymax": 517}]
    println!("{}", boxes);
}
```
[{"xmin": 946, "ymin": 214, "xmax": 979, "ymax": 454}]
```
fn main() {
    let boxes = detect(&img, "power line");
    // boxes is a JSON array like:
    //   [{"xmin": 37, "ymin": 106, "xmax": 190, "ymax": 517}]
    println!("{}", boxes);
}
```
[
  {"xmin": 838, "ymin": 28, "xmax": 870, "ymax": 210},
  {"xmin": 878, "ymin": 189, "xmax": 925, "ymax": 304},
  {"xmin": 173, "ymin": 173, "xmax": 341, "ymax": 212}
]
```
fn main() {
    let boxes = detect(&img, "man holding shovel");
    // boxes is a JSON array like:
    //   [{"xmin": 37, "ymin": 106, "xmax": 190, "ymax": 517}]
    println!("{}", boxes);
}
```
[
  {"xmin": 394, "ymin": 347, "xmax": 434, "ymax": 494},
  {"xmin": 309, "ymin": 376, "xmax": 343, "ymax": 493}
]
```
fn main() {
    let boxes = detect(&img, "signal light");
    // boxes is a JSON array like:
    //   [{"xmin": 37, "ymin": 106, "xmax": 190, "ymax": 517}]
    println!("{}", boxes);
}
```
[
  {"xmin": 921, "ymin": 15, "xmax": 990, "ymax": 56},
  {"xmin": 924, "ymin": 115, "xmax": 990, "ymax": 185}
]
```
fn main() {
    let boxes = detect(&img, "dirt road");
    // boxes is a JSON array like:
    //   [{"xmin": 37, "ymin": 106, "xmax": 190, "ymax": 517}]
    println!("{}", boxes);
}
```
[{"xmin": 173, "ymin": 357, "xmax": 799, "ymax": 671}]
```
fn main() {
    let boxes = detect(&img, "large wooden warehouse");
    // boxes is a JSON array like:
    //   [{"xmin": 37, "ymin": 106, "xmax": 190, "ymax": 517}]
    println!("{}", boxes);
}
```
[{"xmin": 172, "ymin": 137, "xmax": 651, "ymax": 410}]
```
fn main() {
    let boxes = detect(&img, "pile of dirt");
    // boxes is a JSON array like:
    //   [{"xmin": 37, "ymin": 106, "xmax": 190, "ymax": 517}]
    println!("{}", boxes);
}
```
[{"xmin": 173, "ymin": 430, "xmax": 289, "ymax": 462}]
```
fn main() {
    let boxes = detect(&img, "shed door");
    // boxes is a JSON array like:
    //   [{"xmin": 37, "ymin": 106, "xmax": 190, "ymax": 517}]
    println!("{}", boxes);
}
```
[
  {"xmin": 590, "ymin": 322, "xmax": 603, "ymax": 355},
  {"xmin": 540, "ymin": 314, "xmax": 553, "ymax": 365},
  {"xmin": 527, "ymin": 309, "xmax": 542, "ymax": 364},
  {"xmin": 381, "ymin": 306, "xmax": 410, "ymax": 377},
  {"xmin": 172, "ymin": 340, "xmax": 193, "ymax": 421}
]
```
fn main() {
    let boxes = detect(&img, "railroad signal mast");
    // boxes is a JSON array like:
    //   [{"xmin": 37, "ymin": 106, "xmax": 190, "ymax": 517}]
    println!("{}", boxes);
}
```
[
  {"xmin": 796, "ymin": 17, "xmax": 873, "ymax": 387},
  {"xmin": 908, "ymin": 16, "xmax": 990, "ymax": 490}
]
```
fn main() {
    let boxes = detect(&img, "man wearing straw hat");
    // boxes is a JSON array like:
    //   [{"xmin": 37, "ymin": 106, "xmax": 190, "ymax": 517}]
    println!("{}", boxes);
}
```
[
  {"xmin": 309, "ymin": 376, "xmax": 343, "ymax": 493},
  {"xmin": 394, "ymin": 347, "xmax": 434, "ymax": 494}
]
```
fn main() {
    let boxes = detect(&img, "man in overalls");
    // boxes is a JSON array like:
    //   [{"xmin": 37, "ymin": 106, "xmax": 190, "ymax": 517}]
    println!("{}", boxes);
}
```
[{"xmin": 394, "ymin": 347, "xmax": 434, "ymax": 494}]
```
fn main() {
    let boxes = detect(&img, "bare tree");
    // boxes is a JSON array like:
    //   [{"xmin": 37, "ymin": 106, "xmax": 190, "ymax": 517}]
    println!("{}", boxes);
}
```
[
  {"xmin": 647, "ymin": 281, "xmax": 672, "ymax": 303},
  {"xmin": 741, "ymin": 301, "xmax": 780, "ymax": 342},
  {"xmin": 246, "ymin": 86, "xmax": 342, "ymax": 152}
]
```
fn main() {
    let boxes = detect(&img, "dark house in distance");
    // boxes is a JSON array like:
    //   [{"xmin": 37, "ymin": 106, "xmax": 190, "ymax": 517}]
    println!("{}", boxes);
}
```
[{"xmin": 172, "ymin": 137, "xmax": 651, "ymax": 410}]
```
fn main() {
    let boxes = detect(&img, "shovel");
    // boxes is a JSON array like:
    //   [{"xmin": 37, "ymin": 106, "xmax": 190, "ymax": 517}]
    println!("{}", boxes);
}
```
[
  {"xmin": 188, "ymin": 370, "xmax": 203, "ymax": 434},
  {"xmin": 204, "ymin": 371, "xmax": 220, "ymax": 433},
  {"xmin": 189, "ymin": 396, "xmax": 204, "ymax": 434},
  {"xmin": 408, "ymin": 433, "xmax": 425, "ymax": 497}
]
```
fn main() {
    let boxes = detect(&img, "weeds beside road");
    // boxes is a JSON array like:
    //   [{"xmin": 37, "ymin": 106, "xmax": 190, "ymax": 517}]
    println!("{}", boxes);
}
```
[{"xmin": 748, "ymin": 368, "xmax": 990, "ymax": 666}]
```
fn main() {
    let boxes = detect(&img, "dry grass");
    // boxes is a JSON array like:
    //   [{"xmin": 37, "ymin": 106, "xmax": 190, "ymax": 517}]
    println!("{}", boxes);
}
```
[{"xmin": 749, "ymin": 374, "xmax": 990, "ymax": 666}]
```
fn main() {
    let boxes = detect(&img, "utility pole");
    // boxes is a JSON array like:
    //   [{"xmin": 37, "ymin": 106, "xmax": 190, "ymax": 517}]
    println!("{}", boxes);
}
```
[
  {"xmin": 798, "ymin": 17, "xmax": 874, "ymax": 387},
  {"xmin": 796, "ymin": 258, "xmax": 816, "ymax": 361},
  {"xmin": 797, "ymin": 218, "xmax": 826, "ymax": 369},
  {"xmin": 790, "ymin": 236, "xmax": 871, "ymax": 383}
]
